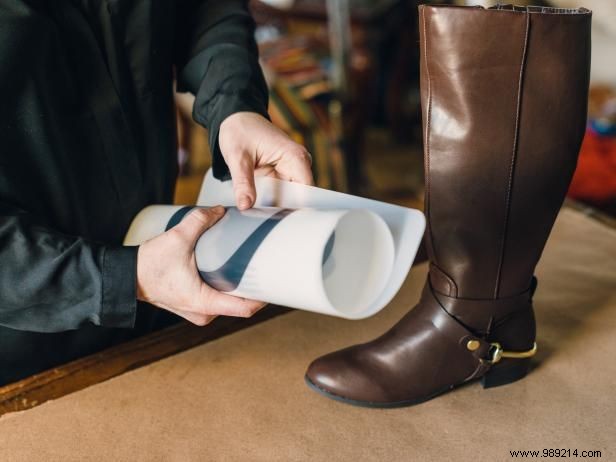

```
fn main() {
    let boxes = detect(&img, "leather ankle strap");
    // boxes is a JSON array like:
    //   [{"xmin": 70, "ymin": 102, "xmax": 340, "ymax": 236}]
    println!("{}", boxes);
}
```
[
  {"xmin": 419, "ymin": 282, "xmax": 537, "ymax": 382},
  {"xmin": 431, "ymin": 277, "xmax": 537, "ymax": 335}
]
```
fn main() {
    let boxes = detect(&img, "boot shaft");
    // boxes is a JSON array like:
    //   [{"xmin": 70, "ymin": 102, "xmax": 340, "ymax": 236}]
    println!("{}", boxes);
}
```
[{"xmin": 419, "ymin": 5, "xmax": 591, "ymax": 299}]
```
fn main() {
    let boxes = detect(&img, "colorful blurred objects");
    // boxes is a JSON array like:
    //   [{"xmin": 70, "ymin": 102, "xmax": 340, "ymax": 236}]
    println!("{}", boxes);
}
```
[
  {"xmin": 259, "ymin": 35, "xmax": 332, "ymax": 100},
  {"xmin": 568, "ymin": 129, "xmax": 616, "ymax": 204},
  {"xmin": 568, "ymin": 86, "xmax": 616, "ymax": 207}
]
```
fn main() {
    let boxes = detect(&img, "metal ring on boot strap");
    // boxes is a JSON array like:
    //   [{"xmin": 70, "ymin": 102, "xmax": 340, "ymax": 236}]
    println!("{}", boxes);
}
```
[
  {"xmin": 420, "ymin": 284, "xmax": 537, "ymax": 379},
  {"xmin": 484, "ymin": 342, "xmax": 538, "ymax": 365}
]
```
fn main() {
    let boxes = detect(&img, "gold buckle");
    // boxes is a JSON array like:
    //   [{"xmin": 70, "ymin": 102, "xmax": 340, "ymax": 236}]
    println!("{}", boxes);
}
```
[{"xmin": 487, "ymin": 342, "xmax": 537, "ymax": 364}]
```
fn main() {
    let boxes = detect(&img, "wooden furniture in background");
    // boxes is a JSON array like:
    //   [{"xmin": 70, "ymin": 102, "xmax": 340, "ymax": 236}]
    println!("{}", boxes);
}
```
[{"xmin": 251, "ymin": 0, "xmax": 421, "ymax": 193}]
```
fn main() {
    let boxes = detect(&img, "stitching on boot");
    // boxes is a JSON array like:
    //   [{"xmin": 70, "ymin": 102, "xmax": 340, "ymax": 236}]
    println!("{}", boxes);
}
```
[
  {"xmin": 494, "ymin": 9, "xmax": 531, "ymax": 299},
  {"xmin": 422, "ymin": 7, "xmax": 438, "ymax": 267}
]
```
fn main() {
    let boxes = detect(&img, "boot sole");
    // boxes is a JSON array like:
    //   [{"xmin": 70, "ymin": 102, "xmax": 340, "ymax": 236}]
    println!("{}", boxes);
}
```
[
  {"xmin": 305, "ymin": 358, "xmax": 531, "ymax": 408},
  {"xmin": 304, "ymin": 375, "xmax": 456, "ymax": 409}
]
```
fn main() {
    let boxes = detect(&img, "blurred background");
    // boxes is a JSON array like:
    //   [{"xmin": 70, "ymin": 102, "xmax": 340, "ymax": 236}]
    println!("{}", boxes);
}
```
[{"xmin": 175, "ymin": 0, "xmax": 616, "ymax": 218}]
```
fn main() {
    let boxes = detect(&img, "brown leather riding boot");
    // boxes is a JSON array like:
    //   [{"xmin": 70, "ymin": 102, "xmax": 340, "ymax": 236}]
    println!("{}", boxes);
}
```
[{"xmin": 305, "ymin": 4, "xmax": 591, "ymax": 407}]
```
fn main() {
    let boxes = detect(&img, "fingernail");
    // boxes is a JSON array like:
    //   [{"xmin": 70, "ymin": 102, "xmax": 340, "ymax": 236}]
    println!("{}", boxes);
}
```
[
  {"xmin": 238, "ymin": 195, "xmax": 252, "ymax": 210},
  {"xmin": 212, "ymin": 206, "xmax": 225, "ymax": 215}
]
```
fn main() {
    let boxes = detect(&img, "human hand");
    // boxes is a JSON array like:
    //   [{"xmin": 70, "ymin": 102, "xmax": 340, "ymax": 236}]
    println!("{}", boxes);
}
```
[
  {"xmin": 136, "ymin": 206, "xmax": 265, "ymax": 326},
  {"xmin": 218, "ymin": 112, "xmax": 315, "ymax": 210}
]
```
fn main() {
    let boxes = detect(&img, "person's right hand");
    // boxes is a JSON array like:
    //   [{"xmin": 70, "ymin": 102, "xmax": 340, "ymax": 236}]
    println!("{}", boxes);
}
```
[{"xmin": 136, "ymin": 206, "xmax": 265, "ymax": 326}]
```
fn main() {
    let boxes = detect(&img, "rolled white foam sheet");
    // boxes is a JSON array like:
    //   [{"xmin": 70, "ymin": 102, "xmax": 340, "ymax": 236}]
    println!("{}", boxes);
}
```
[
  {"xmin": 198, "ymin": 170, "xmax": 426, "ymax": 319},
  {"xmin": 124, "ymin": 205, "xmax": 395, "ymax": 319}
]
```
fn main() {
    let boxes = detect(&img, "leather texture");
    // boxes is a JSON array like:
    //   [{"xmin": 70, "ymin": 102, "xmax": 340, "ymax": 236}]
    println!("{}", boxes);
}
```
[{"xmin": 305, "ymin": 4, "xmax": 591, "ymax": 407}]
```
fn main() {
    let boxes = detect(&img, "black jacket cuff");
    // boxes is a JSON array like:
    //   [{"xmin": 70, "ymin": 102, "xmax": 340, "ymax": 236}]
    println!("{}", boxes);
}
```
[{"xmin": 100, "ymin": 245, "xmax": 138, "ymax": 328}]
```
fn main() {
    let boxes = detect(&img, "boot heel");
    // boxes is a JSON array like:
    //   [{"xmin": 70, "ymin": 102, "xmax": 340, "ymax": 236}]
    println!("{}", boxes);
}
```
[{"xmin": 481, "ymin": 358, "xmax": 531, "ymax": 389}]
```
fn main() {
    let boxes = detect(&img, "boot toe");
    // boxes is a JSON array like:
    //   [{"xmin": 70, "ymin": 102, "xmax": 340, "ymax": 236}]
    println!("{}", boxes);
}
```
[{"xmin": 305, "ymin": 350, "xmax": 392, "ymax": 406}]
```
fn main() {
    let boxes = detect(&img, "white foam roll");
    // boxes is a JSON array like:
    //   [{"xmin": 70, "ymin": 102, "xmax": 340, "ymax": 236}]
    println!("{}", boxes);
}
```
[
  {"xmin": 123, "ymin": 205, "xmax": 188, "ymax": 245},
  {"xmin": 124, "ymin": 205, "xmax": 395, "ymax": 319}
]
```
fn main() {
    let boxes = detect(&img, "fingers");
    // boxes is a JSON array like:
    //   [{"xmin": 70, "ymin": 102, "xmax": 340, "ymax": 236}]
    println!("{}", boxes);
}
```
[
  {"xmin": 200, "ymin": 286, "xmax": 266, "ymax": 318},
  {"xmin": 277, "ymin": 147, "xmax": 315, "ymax": 186},
  {"xmin": 176, "ymin": 310, "xmax": 218, "ymax": 327},
  {"xmin": 174, "ymin": 206, "xmax": 225, "ymax": 243},
  {"xmin": 227, "ymin": 154, "xmax": 257, "ymax": 210},
  {"xmin": 291, "ymin": 148, "xmax": 315, "ymax": 185}
]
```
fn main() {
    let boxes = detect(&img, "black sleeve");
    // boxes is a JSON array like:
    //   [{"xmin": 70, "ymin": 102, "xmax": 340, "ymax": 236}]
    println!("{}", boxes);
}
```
[
  {"xmin": 0, "ymin": 203, "xmax": 138, "ymax": 333},
  {"xmin": 174, "ymin": 0, "xmax": 270, "ymax": 180}
]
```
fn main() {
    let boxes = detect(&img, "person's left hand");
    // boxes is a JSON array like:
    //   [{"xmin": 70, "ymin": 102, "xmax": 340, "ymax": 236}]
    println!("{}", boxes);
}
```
[{"xmin": 218, "ymin": 112, "xmax": 315, "ymax": 210}]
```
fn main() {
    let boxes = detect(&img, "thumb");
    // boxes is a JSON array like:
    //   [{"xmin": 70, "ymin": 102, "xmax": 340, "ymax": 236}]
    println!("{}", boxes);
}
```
[
  {"xmin": 227, "ymin": 155, "xmax": 256, "ymax": 210},
  {"xmin": 174, "ymin": 206, "xmax": 225, "ymax": 243}
]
